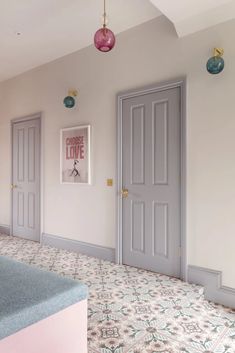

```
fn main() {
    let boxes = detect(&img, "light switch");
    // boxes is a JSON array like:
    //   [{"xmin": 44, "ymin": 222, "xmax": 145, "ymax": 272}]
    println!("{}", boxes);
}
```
[{"xmin": 107, "ymin": 179, "xmax": 113, "ymax": 187}]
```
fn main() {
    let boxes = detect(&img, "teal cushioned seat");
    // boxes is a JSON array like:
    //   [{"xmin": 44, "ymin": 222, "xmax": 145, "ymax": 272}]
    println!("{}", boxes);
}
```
[{"xmin": 0, "ymin": 255, "xmax": 88, "ymax": 340}]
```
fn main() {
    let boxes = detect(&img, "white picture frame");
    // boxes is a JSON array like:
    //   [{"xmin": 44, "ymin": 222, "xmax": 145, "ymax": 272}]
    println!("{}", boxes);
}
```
[{"xmin": 60, "ymin": 125, "xmax": 91, "ymax": 184}]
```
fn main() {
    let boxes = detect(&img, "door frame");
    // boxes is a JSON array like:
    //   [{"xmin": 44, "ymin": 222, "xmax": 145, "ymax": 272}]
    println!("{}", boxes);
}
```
[
  {"xmin": 116, "ymin": 78, "xmax": 187, "ymax": 280},
  {"xmin": 10, "ymin": 113, "xmax": 42, "ymax": 242}
]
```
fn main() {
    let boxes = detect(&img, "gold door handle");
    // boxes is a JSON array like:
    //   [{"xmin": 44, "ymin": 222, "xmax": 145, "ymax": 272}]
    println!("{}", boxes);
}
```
[
  {"xmin": 121, "ymin": 188, "xmax": 129, "ymax": 198},
  {"xmin": 11, "ymin": 184, "xmax": 18, "ymax": 189}
]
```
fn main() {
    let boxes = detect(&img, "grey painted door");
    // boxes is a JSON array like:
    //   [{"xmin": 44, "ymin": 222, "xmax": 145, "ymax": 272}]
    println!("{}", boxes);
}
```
[
  {"xmin": 122, "ymin": 87, "xmax": 181, "ymax": 277},
  {"xmin": 12, "ymin": 118, "xmax": 40, "ymax": 241}
]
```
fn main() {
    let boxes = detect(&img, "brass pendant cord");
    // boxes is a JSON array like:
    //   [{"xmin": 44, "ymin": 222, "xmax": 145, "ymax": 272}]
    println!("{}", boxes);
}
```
[{"xmin": 103, "ymin": 0, "xmax": 107, "ymax": 27}]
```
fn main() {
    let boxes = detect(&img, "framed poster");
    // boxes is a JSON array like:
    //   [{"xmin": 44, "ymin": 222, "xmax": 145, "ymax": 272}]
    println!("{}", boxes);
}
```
[{"xmin": 60, "ymin": 125, "xmax": 91, "ymax": 184}]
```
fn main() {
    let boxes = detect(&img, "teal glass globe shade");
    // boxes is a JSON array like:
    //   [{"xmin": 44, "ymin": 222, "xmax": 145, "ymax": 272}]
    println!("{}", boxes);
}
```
[
  {"xmin": 207, "ymin": 56, "xmax": 224, "ymax": 74},
  {"xmin": 63, "ymin": 96, "xmax": 75, "ymax": 108}
]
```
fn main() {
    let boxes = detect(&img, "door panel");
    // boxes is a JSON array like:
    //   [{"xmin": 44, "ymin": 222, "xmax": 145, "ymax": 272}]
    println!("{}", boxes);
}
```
[
  {"xmin": 153, "ymin": 100, "xmax": 168, "ymax": 184},
  {"xmin": 131, "ymin": 105, "xmax": 145, "ymax": 185},
  {"xmin": 131, "ymin": 201, "xmax": 145, "ymax": 253},
  {"xmin": 153, "ymin": 202, "xmax": 168, "ymax": 258},
  {"xmin": 12, "ymin": 118, "xmax": 40, "ymax": 241},
  {"xmin": 122, "ymin": 87, "xmax": 181, "ymax": 277}
]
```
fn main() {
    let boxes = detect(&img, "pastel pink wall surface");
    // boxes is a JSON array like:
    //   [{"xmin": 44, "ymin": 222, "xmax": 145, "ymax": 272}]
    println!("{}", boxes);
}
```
[{"xmin": 0, "ymin": 299, "xmax": 87, "ymax": 353}]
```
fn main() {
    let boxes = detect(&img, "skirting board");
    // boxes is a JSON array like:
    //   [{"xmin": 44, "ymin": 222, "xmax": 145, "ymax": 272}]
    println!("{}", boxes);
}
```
[
  {"xmin": 41, "ymin": 233, "xmax": 115, "ymax": 262},
  {"xmin": 188, "ymin": 265, "xmax": 235, "ymax": 309},
  {"xmin": 0, "ymin": 225, "xmax": 10, "ymax": 235}
]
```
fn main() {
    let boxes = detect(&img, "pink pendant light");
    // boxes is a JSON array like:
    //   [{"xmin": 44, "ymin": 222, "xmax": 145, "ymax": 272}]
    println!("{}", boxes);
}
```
[{"xmin": 94, "ymin": 0, "xmax": 116, "ymax": 52}]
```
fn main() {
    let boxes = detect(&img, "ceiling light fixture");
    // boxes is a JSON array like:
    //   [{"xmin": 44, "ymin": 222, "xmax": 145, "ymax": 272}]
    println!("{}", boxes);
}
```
[{"xmin": 94, "ymin": 0, "xmax": 115, "ymax": 52}]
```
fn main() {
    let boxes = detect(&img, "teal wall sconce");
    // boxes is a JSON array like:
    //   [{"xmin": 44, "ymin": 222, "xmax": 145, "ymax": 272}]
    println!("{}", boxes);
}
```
[
  {"xmin": 63, "ymin": 90, "xmax": 78, "ymax": 108},
  {"xmin": 207, "ymin": 48, "xmax": 225, "ymax": 75}
]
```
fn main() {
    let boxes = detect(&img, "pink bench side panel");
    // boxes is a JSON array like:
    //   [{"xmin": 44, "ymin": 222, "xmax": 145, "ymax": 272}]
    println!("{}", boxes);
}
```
[{"xmin": 0, "ymin": 299, "xmax": 87, "ymax": 353}]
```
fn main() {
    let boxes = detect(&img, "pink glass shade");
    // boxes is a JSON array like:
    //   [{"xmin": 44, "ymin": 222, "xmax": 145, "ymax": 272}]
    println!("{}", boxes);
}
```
[{"xmin": 94, "ymin": 27, "xmax": 115, "ymax": 52}]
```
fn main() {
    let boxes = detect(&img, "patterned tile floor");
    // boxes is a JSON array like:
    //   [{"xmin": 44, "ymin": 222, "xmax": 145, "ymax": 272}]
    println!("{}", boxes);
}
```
[{"xmin": 0, "ymin": 234, "xmax": 235, "ymax": 353}]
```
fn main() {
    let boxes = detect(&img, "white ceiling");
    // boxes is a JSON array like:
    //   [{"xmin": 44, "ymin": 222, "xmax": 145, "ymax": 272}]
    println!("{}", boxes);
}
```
[
  {"xmin": 0, "ymin": 0, "xmax": 161, "ymax": 82},
  {"xmin": 1, "ymin": 0, "xmax": 235, "ymax": 82},
  {"xmin": 150, "ymin": 0, "xmax": 235, "ymax": 36}
]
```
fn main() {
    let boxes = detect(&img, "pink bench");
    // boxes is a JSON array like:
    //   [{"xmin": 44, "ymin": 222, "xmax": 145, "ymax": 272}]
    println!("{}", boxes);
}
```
[
  {"xmin": 0, "ymin": 300, "xmax": 87, "ymax": 353},
  {"xmin": 0, "ymin": 256, "xmax": 88, "ymax": 353}
]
